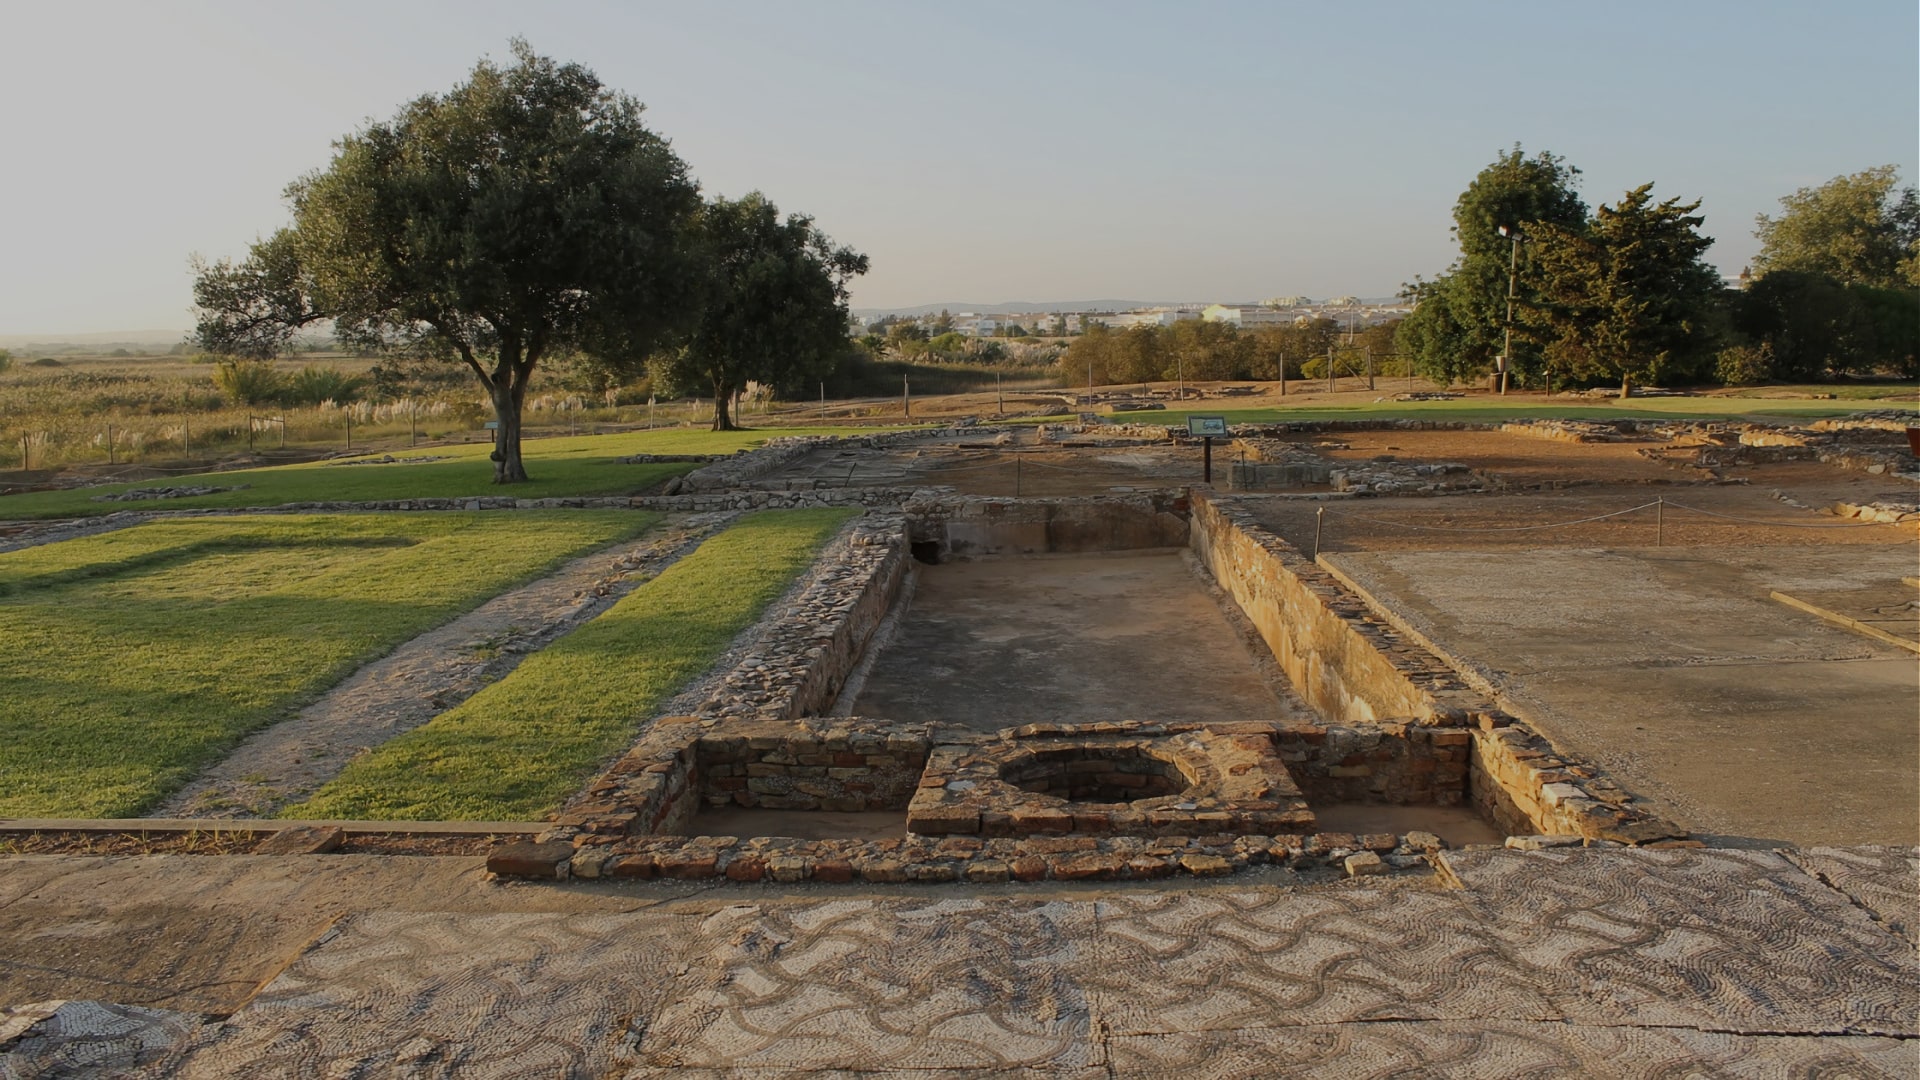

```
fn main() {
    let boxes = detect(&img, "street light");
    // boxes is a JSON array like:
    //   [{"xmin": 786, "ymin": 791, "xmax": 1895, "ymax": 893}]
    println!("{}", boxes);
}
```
[{"xmin": 1497, "ymin": 224, "xmax": 1521, "ymax": 396}]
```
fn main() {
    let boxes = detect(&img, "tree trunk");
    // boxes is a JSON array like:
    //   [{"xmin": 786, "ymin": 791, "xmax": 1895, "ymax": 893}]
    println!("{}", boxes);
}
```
[
  {"xmin": 710, "ymin": 378, "xmax": 736, "ymax": 431},
  {"xmin": 1618, "ymin": 372, "xmax": 1632, "ymax": 400},
  {"xmin": 490, "ymin": 383, "xmax": 528, "ymax": 483}
]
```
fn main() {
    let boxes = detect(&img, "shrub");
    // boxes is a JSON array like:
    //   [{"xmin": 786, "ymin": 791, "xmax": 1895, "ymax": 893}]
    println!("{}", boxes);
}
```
[
  {"xmin": 211, "ymin": 360, "xmax": 284, "ymax": 406},
  {"xmin": 1714, "ymin": 343, "xmax": 1775, "ymax": 386},
  {"xmin": 282, "ymin": 364, "xmax": 367, "ymax": 407}
]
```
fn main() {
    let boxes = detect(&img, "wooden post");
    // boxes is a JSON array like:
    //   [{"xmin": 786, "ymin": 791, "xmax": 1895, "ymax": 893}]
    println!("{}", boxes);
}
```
[
  {"xmin": 1656, "ymin": 497, "xmax": 1664, "ymax": 547},
  {"xmin": 1314, "ymin": 506, "xmax": 1325, "ymax": 558},
  {"xmin": 106, "ymin": 424, "xmax": 114, "ymax": 465},
  {"xmin": 903, "ymin": 375, "xmax": 911, "ymax": 419}
]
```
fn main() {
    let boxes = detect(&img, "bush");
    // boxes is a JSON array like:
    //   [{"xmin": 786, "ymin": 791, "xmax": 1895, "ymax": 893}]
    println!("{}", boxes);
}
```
[
  {"xmin": 0, "ymin": 349, "xmax": 10, "ymax": 373},
  {"xmin": 282, "ymin": 365, "xmax": 367, "ymax": 407},
  {"xmin": 28, "ymin": 357, "xmax": 62, "ymax": 368},
  {"xmin": 1714, "ymin": 343, "xmax": 1774, "ymax": 385},
  {"xmin": 211, "ymin": 360, "xmax": 284, "ymax": 406}
]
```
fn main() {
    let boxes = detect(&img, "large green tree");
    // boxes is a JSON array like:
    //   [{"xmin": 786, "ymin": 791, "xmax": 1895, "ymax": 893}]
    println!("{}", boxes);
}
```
[
  {"xmin": 1397, "ymin": 146, "xmax": 1588, "ymax": 387},
  {"xmin": 1753, "ymin": 166, "xmax": 1920, "ymax": 288},
  {"xmin": 1526, "ymin": 184, "xmax": 1722, "ymax": 397},
  {"xmin": 192, "ymin": 41, "xmax": 700, "ymax": 482},
  {"xmin": 653, "ymin": 192, "xmax": 868, "ymax": 431}
]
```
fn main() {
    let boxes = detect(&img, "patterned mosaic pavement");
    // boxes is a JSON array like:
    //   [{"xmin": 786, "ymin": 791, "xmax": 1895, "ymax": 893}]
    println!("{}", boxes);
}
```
[{"xmin": 4, "ymin": 846, "xmax": 1915, "ymax": 1077}]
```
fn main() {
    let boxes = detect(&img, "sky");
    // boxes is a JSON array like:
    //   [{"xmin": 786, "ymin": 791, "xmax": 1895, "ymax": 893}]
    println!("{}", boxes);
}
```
[{"xmin": 1, "ymin": 0, "xmax": 1915, "ymax": 336}]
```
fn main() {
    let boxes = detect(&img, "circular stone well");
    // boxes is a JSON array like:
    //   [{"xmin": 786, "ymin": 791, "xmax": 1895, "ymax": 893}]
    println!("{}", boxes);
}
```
[{"xmin": 998, "ymin": 745, "xmax": 1194, "ymax": 803}]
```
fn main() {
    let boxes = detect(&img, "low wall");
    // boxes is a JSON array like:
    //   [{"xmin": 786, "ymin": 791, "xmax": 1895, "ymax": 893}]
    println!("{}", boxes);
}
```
[
  {"xmin": 905, "ymin": 490, "xmax": 1190, "ymax": 558},
  {"xmin": 1189, "ymin": 491, "xmax": 1683, "ymax": 845},
  {"xmin": 550, "ymin": 515, "xmax": 912, "ymax": 835},
  {"xmin": 1274, "ymin": 722, "xmax": 1471, "ymax": 806},
  {"xmin": 1188, "ymin": 492, "xmax": 1460, "ymax": 724}
]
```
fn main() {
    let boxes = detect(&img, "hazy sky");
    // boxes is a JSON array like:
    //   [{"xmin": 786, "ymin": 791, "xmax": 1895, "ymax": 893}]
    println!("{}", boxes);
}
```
[{"xmin": 3, "ymin": 1, "xmax": 1915, "ymax": 334}]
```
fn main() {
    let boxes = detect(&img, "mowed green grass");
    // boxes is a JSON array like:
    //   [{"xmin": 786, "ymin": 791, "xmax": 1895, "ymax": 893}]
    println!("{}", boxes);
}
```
[
  {"xmin": 1122, "ymin": 395, "xmax": 1906, "ymax": 428},
  {"xmin": 288, "ymin": 508, "xmax": 856, "ymax": 821},
  {"xmin": 0, "ymin": 426, "xmax": 910, "ymax": 521},
  {"xmin": 0, "ymin": 511, "xmax": 660, "ymax": 817}
]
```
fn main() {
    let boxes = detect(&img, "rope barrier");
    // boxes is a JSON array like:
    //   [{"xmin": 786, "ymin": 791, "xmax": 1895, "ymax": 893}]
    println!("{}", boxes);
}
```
[
  {"xmin": 1320, "ymin": 502, "xmax": 1662, "ymax": 533},
  {"xmin": 1658, "ymin": 499, "xmax": 1910, "ymax": 529}
]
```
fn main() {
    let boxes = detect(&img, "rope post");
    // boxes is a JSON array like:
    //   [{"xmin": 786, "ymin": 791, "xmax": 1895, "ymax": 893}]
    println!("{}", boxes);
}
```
[
  {"xmin": 1015, "ymin": 454, "xmax": 1022, "ymax": 497},
  {"xmin": 1656, "ymin": 497, "xmax": 1664, "ymax": 547},
  {"xmin": 1314, "ymin": 505, "xmax": 1325, "ymax": 559}
]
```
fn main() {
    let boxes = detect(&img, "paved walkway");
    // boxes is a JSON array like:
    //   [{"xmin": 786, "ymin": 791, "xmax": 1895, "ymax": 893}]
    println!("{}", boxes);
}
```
[
  {"xmin": 3, "ymin": 845, "xmax": 1914, "ymax": 1076},
  {"xmin": 1321, "ymin": 544, "xmax": 1920, "ymax": 846}
]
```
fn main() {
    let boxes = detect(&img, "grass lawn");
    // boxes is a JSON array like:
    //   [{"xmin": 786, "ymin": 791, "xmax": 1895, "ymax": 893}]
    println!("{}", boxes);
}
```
[
  {"xmin": 288, "ymin": 508, "xmax": 857, "ymax": 821},
  {"xmin": 0, "ymin": 425, "xmax": 911, "ymax": 521},
  {"xmin": 0, "ymin": 511, "xmax": 660, "ymax": 817},
  {"xmin": 1119, "ymin": 395, "xmax": 1909, "ymax": 428}
]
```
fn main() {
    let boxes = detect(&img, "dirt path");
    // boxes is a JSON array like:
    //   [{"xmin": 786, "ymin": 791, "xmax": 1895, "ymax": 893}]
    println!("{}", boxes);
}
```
[{"xmin": 157, "ymin": 513, "xmax": 737, "ymax": 819}]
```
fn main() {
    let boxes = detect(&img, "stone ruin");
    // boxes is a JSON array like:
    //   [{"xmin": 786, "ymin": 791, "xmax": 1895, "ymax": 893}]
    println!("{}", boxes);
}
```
[{"xmin": 491, "ymin": 451, "xmax": 1686, "ymax": 885}]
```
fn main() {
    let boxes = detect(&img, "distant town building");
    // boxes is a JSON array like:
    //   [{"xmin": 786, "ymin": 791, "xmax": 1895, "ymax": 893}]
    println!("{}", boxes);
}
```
[{"xmin": 1202, "ymin": 304, "xmax": 1291, "ymax": 329}]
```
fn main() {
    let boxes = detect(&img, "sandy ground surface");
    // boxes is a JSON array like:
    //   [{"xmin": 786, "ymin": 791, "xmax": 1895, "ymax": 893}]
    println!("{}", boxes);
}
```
[
  {"xmin": 1324, "ymin": 544, "xmax": 1919, "ymax": 847},
  {"xmin": 155, "ymin": 514, "xmax": 734, "ymax": 819},
  {"xmin": 845, "ymin": 551, "xmax": 1314, "ymax": 732},
  {"xmin": 2, "ymin": 846, "xmax": 1913, "ymax": 1075}
]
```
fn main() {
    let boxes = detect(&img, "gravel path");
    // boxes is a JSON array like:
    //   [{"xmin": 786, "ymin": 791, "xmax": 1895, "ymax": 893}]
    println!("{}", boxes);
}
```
[{"xmin": 157, "ymin": 512, "xmax": 737, "ymax": 819}]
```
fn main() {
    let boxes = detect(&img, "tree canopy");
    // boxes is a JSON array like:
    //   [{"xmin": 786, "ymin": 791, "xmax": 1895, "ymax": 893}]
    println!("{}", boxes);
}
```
[
  {"xmin": 192, "ymin": 40, "xmax": 702, "ymax": 482},
  {"xmin": 1525, "ymin": 184, "xmax": 1722, "ymax": 396},
  {"xmin": 1753, "ymin": 166, "xmax": 1920, "ymax": 289},
  {"xmin": 1396, "ymin": 146, "xmax": 1588, "ymax": 386},
  {"xmin": 650, "ymin": 192, "xmax": 867, "ymax": 431}
]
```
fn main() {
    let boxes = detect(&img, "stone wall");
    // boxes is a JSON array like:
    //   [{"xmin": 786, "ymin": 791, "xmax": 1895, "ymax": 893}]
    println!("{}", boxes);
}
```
[
  {"xmin": 1188, "ymin": 492, "xmax": 1467, "ymax": 725},
  {"xmin": 1188, "ymin": 491, "xmax": 1682, "ymax": 845},
  {"xmin": 1274, "ymin": 722, "xmax": 1471, "ymax": 806},
  {"xmin": 904, "ymin": 490, "xmax": 1190, "ymax": 558},
  {"xmin": 696, "ymin": 725, "xmax": 931, "ymax": 813},
  {"xmin": 672, "ymin": 427, "xmax": 987, "ymax": 493},
  {"xmin": 698, "ymin": 513, "xmax": 910, "ymax": 721}
]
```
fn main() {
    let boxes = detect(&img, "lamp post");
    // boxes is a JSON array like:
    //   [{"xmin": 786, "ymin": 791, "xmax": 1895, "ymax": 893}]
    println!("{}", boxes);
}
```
[{"xmin": 1497, "ymin": 224, "xmax": 1521, "ymax": 396}]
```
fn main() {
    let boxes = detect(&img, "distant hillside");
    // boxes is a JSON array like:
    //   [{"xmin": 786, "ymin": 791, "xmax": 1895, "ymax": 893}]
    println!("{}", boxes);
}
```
[
  {"xmin": 853, "ymin": 300, "xmax": 1189, "ymax": 319},
  {"xmin": 854, "ymin": 297, "xmax": 1404, "ymax": 320},
  {"xmin": 0, "ymin": 329, "xmax": 187, "ymax": 350}
]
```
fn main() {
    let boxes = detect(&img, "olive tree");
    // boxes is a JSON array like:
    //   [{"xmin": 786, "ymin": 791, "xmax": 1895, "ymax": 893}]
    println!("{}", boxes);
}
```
[{"xmin": 192, "ymin": 40, "xmax": 700, "ymax": 482}]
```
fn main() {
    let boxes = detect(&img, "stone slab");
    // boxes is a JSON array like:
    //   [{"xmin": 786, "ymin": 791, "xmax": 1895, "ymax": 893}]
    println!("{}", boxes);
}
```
[
  {"xmin": 1435, "ymin": 846, "xmax": 1918, "ymax": 1035},
  {"xmin": 1106, "ymin": 1022, "xmax": 1920, "ymax": 1078},
  {"xmin": 172, "ymin": 910, "xmax": 708, "ymax": 1079},
  {"xmin": 1788, "ymin": 844, "xmax": 1920, "ymax": 947},
  {"xmin": 1322, "ymin": 545, "xmax": 1920, "ymax": 845},
  {"xmin": 4, "ymin": 847, "xmax": 1916, "ymax": 1076},
  {"xmin": 637, "ymin": 898, "xmax": 1101, "ymax": 1072}
]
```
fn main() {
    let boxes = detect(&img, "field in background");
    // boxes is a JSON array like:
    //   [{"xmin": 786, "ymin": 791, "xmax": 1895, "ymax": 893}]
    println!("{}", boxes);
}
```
[
  {"xmin": 0, "ymin": 511, "xmax": 660, "ymax": 817},
  {"xmin": 289, "ymin": 508, "xmax": 857, "ymax": 821},
  {"xmin": 0, "ymin": 425, "xmax": 907, "ymax": 520}
]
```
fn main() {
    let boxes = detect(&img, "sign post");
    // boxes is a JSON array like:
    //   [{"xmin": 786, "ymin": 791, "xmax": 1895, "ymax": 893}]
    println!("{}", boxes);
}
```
[{"xmin": 1187, "ymin": 415, "xmax": 1228, "ymax": 484}]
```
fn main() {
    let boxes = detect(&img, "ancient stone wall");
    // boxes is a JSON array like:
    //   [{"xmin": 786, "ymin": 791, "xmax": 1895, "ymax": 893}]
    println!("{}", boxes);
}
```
[
  {"xmin": 904, "ymin": 490, "xmax": 1190, "ymax": 558},
  {"xmin": 1274, "ymin": 722, "xmax": 1471, "ymax": 806},
  {"xmin": 1188, "ymin": 491, "xmax": 1681, "ymax": 845},
  {"xmin": 1188, "ymin": 492, "xmax": 1461, "ymax": 725}
]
